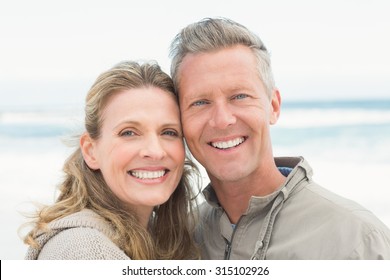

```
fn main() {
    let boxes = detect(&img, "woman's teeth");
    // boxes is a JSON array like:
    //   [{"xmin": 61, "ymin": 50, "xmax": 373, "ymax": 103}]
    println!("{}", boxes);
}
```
[{"xmin": 129, "ymin": 170, "xmax": 166, "ymax": 179}]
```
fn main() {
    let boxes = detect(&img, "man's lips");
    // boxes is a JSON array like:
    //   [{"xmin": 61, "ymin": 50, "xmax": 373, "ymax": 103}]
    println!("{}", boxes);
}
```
[{"xmin": 208, "ymin": 136, "xmax": 247, "ymax": 150}]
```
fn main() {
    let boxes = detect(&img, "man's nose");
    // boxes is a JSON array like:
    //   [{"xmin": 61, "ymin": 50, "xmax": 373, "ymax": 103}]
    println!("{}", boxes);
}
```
[{"xmin": 208, "ymin": 101, "xmax": 237, "ymax": 129}]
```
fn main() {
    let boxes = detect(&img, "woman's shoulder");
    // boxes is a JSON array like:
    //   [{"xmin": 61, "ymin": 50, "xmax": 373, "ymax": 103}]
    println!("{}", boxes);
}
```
[
  {"xmin": 49, "ymin": 209, "xmax": 113, "ymax": 234},
  {"xmin": 37, "ymin": 226, "xmax": 130, "ymax": 260},
  {"xmin": 25, "ymin": 209, "xmax": 130, "ymax": 260}
]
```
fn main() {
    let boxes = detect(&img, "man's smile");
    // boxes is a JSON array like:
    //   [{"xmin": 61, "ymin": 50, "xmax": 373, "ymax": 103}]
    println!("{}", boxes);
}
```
[{"xmin": 209, "ymin": 136, "xmax": 247, "ymax": 150}]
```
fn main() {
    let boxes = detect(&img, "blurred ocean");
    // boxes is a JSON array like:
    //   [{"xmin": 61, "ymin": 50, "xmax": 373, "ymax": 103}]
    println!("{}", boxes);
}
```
[{"xmin": 1, "ymin": 98, "xmax": 389, "ymax": 259}]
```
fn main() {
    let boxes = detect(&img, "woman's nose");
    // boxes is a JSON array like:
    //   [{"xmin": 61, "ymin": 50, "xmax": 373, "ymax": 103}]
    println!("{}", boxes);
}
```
[{"xmin": 139, "ymin": 135, "xmax": 167, "ymax": 160}]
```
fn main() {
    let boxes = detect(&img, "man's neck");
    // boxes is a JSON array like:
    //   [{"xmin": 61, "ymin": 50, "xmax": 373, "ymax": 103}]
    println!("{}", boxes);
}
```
[{"xmin": 209, "ymin": 164, "xmax": 286, "ymax": 224}]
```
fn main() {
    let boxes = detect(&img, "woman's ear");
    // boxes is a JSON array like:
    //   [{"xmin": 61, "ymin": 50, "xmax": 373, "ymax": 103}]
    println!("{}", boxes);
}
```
[
  {"xmin": 269, "ymin": 89, "xmax": 281, "ymax": 125},
  {"xmin": 80, "ymin": 132, "xmax": 100, "ymax": 170}
]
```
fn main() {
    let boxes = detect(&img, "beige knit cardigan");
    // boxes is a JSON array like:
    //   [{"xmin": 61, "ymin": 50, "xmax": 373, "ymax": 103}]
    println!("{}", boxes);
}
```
[{"xmin": 25, "ymin": 209, "xmax": 130, "ymax": 260}]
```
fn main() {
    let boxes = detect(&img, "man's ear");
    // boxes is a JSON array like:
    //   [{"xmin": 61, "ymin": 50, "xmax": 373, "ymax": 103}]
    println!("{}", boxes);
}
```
[
  {"xmin": 80, "ymin": 132, "xmax": 100, "ymax": 170},
  {"xmin": 269, "ymin": 89, "xmax": 281, "ymax": 125}
]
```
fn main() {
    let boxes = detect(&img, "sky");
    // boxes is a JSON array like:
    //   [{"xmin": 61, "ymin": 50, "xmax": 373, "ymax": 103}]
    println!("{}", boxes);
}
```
[{"xmin": 0, "ymin": 0, "xmax": 389, "ymax": 108}]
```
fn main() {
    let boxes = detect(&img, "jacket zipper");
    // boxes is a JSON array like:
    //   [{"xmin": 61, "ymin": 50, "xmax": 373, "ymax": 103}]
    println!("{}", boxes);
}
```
[
  {"xmin": 224, "ymin": 239, "xmax": 232, "ymax": 260},
  {"xmin": 223, "ymin": 217, "xmax": 242, "ymax": 260}
]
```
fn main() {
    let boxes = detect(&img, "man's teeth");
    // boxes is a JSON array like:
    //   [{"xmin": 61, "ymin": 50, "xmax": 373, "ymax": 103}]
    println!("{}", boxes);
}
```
[
  {"xmin": 130, "ymin": 170, "xmax": 166, "ymax": 179},
  {"xmin": 211, "ymin": 137, "xmax": 245, "ymax": 149}
]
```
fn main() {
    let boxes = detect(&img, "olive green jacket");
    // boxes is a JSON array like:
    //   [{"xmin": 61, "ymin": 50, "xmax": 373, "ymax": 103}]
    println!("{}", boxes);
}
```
[{"xmin": 195, "ymin": 157, "xmax": 390, "ymax": 259}]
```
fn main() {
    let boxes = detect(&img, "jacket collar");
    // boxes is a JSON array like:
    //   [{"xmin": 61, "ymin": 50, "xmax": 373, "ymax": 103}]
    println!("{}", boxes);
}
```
[{"xmin": 203, "ymin": 156, "xmax": 313, "ymax": 215}]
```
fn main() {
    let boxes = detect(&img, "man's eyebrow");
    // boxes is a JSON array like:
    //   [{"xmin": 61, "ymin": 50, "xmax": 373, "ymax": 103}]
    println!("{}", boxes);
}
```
[
  {"xmin": 225, "ymin": 83, "xmax": 256, "ymax": 93},
  {"xmin": 186, "ymin": 91, "xmax": 211, "ymax": 98},
  {"xmin": 182, "ymin": 92, "xmax": 212, "ymax": 103},
  {"xmin": 182, "ymin": 86, "xmax": 252, "ymax": 101}
]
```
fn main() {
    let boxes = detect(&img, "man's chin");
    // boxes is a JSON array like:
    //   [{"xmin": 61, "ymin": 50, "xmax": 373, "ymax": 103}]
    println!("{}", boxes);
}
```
[{"xmin": 208, "ymin": 167, "xmax": 250, "ymax": 184}]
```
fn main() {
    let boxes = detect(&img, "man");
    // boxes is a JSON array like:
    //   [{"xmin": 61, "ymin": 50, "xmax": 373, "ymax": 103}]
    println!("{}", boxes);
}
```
[{"xmin": 169, "ymin": 17, "xmax": 390, "ymax": 259}]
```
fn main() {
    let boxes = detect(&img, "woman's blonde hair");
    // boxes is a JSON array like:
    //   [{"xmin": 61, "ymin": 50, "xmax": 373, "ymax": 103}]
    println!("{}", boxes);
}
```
[{"xmin": 24, "ymin": 60, "xmax": 200, "ymax": 259}]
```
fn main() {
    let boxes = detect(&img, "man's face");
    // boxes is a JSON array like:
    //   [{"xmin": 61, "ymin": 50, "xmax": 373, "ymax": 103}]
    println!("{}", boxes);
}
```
[{"xmin": 178, "ymin": 45, "xmax": 280, "ymax": 185}]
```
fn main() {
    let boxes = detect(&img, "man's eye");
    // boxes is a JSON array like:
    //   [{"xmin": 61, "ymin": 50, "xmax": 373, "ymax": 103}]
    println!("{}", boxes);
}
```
[
  {"xmin": 233, "ymin": 94, "xmax": 248, "ymax": 100},
  {"xmin": 192, "ymin": 100, "xmax": 208, "ymax": 106}
]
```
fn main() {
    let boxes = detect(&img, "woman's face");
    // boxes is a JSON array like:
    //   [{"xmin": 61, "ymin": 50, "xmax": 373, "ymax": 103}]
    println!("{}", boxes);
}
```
[{"xmin": 84, "ymin": 87, "xmax": 185, "ymax": 213}]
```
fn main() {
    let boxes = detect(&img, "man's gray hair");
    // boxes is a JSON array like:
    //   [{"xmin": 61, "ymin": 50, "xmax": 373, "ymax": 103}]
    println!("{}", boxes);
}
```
[{"xmin": 169, "ymin": 17, "xmax": 276, "ymax": 97}]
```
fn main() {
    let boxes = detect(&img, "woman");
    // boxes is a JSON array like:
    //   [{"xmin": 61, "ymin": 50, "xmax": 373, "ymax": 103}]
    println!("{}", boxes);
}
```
[{"xmin": 23, "ymin": 61, "xmax": 200, "ymax": 260}]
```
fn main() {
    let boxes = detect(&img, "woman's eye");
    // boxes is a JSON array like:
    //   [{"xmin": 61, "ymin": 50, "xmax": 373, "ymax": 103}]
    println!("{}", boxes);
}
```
[
  {"xmin": 120, "ymin": 130, "xmax": 136, "ymax": 137},
  {"xmin": 162, "ymin": 130, "xmax": 179, "ymax": 137}
]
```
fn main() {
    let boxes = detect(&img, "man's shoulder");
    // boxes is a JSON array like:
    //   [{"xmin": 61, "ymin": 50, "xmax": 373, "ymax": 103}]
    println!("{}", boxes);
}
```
[
  {"xmin": 294, "ymin": 182, "xmax": 368, "ymax": 212},
  {"xmin": 287, "ymin": 181, "xmax": 390, "ymax": 234},
  {"xmin": 273, "ymin": 181, "xmax": 390, "ymax": 259}
]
